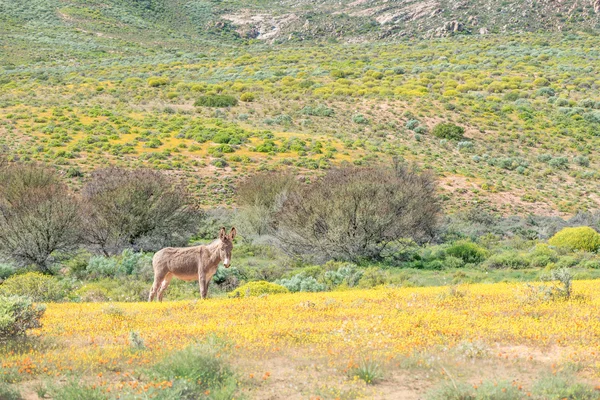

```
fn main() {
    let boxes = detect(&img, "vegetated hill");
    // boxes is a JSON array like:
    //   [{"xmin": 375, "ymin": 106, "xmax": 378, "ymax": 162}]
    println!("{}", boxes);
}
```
[
  {"xmin": 3, "ymin": 1, "xmax": 600, "ymax": 216},
  {"xmin": 1, "ymin": 0, "xmax": 600, "ymax": 63}
]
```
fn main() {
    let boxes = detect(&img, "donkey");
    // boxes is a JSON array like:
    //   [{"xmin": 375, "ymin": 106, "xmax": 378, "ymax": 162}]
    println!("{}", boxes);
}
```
[{"xmin": 148, "ymin": 227, "xmax": 236, "ymax": 301}]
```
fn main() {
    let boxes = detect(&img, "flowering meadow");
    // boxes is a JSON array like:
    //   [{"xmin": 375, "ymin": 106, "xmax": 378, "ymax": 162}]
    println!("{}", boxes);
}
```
[{"xmin": 1, "ymin": 280, "xmax": 600, "ymax": 398}]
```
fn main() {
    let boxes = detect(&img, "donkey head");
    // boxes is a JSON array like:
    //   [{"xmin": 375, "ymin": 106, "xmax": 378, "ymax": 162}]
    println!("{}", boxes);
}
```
[{"xmin": 218, "ymin": 227, "xmax": 236, "ymax": 268}]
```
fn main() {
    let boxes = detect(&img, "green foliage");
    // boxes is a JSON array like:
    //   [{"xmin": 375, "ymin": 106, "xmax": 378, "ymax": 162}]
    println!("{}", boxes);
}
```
[
  {"xmin": 0, "ymin": 273, "xmax": 65, "ymax": 302},
  {"xmin": 483, "ymin": 251, "xmax": 530, "ymax": 269},
  {"xmin": 533, "ymin": 373, "xmax": 597, "ymax": 399},
  {"xmin": 549, "ymin": 226, "xmax": 600, "ymax": 252},
  {"xmin": 301, "ymin": 105, "xmax": 334, "ymax": 117},
  {"xmin": 352, "ymin": 114, "xmax": 369, "ymax": 124},
  {"xmin": 0, "ymin": 383, "xmax": 22, "ymax": 400},
  {"xmin": 228, "ymin": 281, "xmax": 289, "ymax": 298},
  {"xmin": 277, "ymin": 273, "xmax": 326, "ymax": 292},
  {"xmin": 357, "ymin": 267, "xmax": 388, "ymax": 288},
  {"xmin": 194, "ymin": 95, "xmax": 238, "ymax": 108},
  {"xmin": 239, "ymin": 92, "xmax": 255, "ymax": 102},
  {"xmin": 47, "ymin": 380, "xmax": 107, "ymax": 400},
  {"xmin": 445, "ymin": 240, "xmax": 488, "ymax": 263},
  {"xmin": 427, "ymin": 379, "xmax": 520, "ymax": 400},
  {"xmin": 148, "ymin": 77, "xmax": 169, "ymax": 87},
  {"xmin": 147, "ymin": 342, "xmax": 238, "ymax": 399},
  {"xmin": 432, "ymin": 123, "xmax": 465, "ymax": 140},
  {"xmin": 323, "ymin": 263, "xmax": 363, "ymax": 289},
  {"xmin": 0, "ymin": 264, "xmax": 15, "ymax": 280},
  {"xmin": 347, "ymin": 359, "xmax": 383, "ymax": 385},
  {"xmin": 0, "ymin": 295, "xmax": 45, "ymax": 342},
  {"xmin": 85, "ymin": 249, "xmax": 153, "ymax": 280}
]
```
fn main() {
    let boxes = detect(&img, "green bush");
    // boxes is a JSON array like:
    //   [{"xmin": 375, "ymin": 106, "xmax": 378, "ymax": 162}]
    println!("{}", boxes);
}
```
[
  {"xmin": 239, "ymin": 92, "xmax": 255, "ymax": 102},
  {"xmin": 445, "ymin": 240, "xmax": 488, "ymax": 263},
  {"xmin": 277, "ymin": 273, "xmax": 326, "ymax": 292},
  {"xmin": 0, "ymin": 264, "xmax": 15, "ymax": 280},
  {"xmin": 483, "ymin": 251, "xmax": 529, "ymax": 269},
  {"xmin": 527, "ymin": 243, "xmax": 558, "ymax": 268},
  {"xmin": 0, "ymin": 272, "xmax": 66, "ymax": 302},
  {"xmin": 549, "ymin": 226, "xmax": 600, "ymax": 252},
  {"xmin": 533, "ymin": 374, "xmax": 597, "ymax": 400},
  {"xmin": 0, "ymin": 295, "xmax": 46, "ymax": 341},
  {"xmin": 85, "ymin": 250, "xmax": 153, "ymax": 280},
  {"xmin": 47, "ymin": 380, "xmax": 107, "ymax": 400},
  {"xmin": 357, "ymin": 267, "xmax": 388, "ymax": 288},
  {"xmin": 147, "ymin": 342, "xmax": 238, "ymax": 399},
  {"xmin": 323, "ymin": 263, "xmax": 363, "ymax": 289},
  {"xmin": 147, "ymin": 77, "xmax": 169, "ymax": 87},
  {"xmin": 0, "ymin": 382, "xmax": 21, "ymax": 400},
  {"xmin": 229, "ymin": 281, "xmax": 289, "ymax": 298},
  {"xmin": 432, "ymin": 123, "xmax": 465, "ymax": 140},
  {"xmin": 194, "ymin": 95, "xmax": 238, "ymax": 107}
]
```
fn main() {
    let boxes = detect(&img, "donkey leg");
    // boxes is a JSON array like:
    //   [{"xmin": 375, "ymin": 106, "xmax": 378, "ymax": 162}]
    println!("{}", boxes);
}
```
[
  {"xmin": 148, "ymin": 277, "xmax": 160, "ymax": 302},
  {"xmin": 199, "ymin": 276, "xmax": 207, "ymax": 299},
  {"xmin": 149, "ymin": 269, "xmax": 168, "ymax": 302},
  {"xmin": 157, "ymin": 273, "xmax": 173, "ymax": 302}
]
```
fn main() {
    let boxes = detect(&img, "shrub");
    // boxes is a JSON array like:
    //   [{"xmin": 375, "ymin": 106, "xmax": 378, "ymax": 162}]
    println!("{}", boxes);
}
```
[
  {"xmin": 148, "ymin": 342, "xmax": 238, "ymax": 399},
  {"xmin": 194, "ymin": 95, "xmax": 238, "ymax": 107},
  {"xmin": 275, "ymin": 166, "xmax": 440, "ymax": 263},
  {"xmin": 347, "ymin": 358, "xmax": 383, "ymax": 385},
  {"xmin": 432, "ymin": 123, "xmax": 465, "ymax": 140},
  {"xmin": 483, "ymin": 251, "xmax": 529, "ymax": 269},
  {"xmin": 549, "ymin": 226, "xmax": 600, "ymax": 252},
  {"xmin": 47, "ymin": 380, "xmax": 107, "ymax": 400},
  {"xmin": 147, "ymin": 77, "xmax": 169, "ymax": 87},
  {"xmin": 527, "ymin": 243, "xmax": 558, "ymax": 268},
  {"xmin": 301, "ymin": 105, "xmax": 334, "ymax": 117},
  {"xmin": 533, "ymin": 373, "xmax": 597, "ymax": 399},
  {"xmin": 277, "ymin": 273, "xmax": 326, "ymax": 292},
  {"xmin": 0, "ymin": 264, "xmax": 15, "ymax": 280},
  {"xmin": 405, "ymin": 119, "xmax": 419, "ymax": 130},
  {"xmin": 240, "ymin": 92, "xmax": 255, "ymax": 102},
  {"xmin": 357, "ymin": 267, "xmax": 388, "ymax": 288},
  {"xmin": 0, "ymin": 295, "xmax": 46, "ymax": 341},
  {"xmin": 0, "ymin": 164, "xmax": 80, "ymax": 272},
  {"xmin": 445, "ymin": 240, "xmax": 488, "ymax": 263},
  {"xmin": 323, "ymin": 263, "xmax": 363, "ymax": 289},
  {"xmin": 81, "ymin": 168, "xmax": 200, "ymax": 255},
  {"xmin": 573, "ymin": 156, "xmax": 590, "ymax": 167},
  {"xmin": 236, "ymin": 172, "xmax": 298, "ymax": 237},
  {"xmin": 0, "ymin": 272, "xmax": 65, "ymax": 302},
  {"xmin": 352, "ymin": 114, "xmax": 369, "ymax": 124},
  {"xmin": 0, "ymin": 382, "xmax": 21, "ymax": 400},
  {"xmin": 229, "ymin": 281, "xmax": 289, "ymax": 298}
]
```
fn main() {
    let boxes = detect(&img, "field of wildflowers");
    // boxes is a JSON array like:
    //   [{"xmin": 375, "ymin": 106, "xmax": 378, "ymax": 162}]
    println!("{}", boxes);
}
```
[{"xmin": 2, "ymin": 280, "xmax": 599, "ymax": 398}]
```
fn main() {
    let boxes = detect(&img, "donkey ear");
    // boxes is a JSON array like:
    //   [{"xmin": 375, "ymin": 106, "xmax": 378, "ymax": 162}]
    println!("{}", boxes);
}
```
[
  {"xmin": 230, "ymin": 227, "xmax": 237, "ymax": 240},
  {"xmin": 219, "ymin": 227, "xmax": 226, "ymax": 240}
]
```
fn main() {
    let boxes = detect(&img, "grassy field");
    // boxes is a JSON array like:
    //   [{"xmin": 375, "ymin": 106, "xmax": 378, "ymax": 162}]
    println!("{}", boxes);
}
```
[{"xmin": 1, "ymin": 281, "xmax": 600, "ymax": 399}]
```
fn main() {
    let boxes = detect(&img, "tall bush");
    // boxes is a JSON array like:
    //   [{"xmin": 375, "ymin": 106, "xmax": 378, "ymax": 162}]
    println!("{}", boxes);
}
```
[
  {"xmin": 81, "ymin": 168, "xmax": 201, "ymax": 255},
  {"xmin": 274, "ymin": 166, "xmax": 440, "ymax": 262},
  {"xmin": 548, "ymin": 226, "xmax": 600, "ymax": 252},
  {"xmin": 0, "ymin": 164, "xmax": 80, "ymax": 272}
]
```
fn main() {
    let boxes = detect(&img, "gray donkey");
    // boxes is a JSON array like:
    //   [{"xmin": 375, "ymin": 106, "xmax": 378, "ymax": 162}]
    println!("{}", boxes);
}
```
[{"xmin": 149, "ymin": 227, "xmax": 236, "ymax": 301}]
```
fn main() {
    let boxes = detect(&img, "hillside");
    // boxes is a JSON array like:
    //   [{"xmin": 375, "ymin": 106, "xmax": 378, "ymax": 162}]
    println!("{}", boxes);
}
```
[
  {"xmin": 2, "ymin": 1, "xmax": 600, "ymax": 215},
  {"xmin": 2, "ymin": 0, "xmax": 600, "ymax": 63}
]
